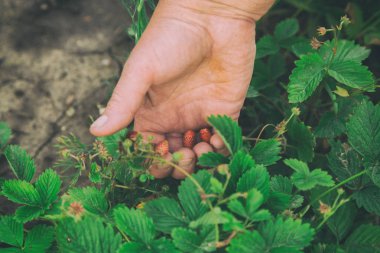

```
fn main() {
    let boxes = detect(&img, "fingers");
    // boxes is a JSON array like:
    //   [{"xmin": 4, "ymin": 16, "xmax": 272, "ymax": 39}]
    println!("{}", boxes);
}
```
[
  {"xmin": 149, "ymin": 153, "xmax": 173, "ymax": 179},
  {"xmin": 193, "ymin": 142, "xmax": 213, "ymax": 158},
  {"xmin": 210, "ymin": 133, "xmax": 229, "ymax": 156},
  {"xmin": 171, "ymin": 148, "xmax": 196, "ymax": 180},
  {"xmin": 90, "ymin": 56, "xmax": 153, "ymax": 136},
  {"xmin": 167, "ymin": 133, "xmax": 183, "ymax": 152}
]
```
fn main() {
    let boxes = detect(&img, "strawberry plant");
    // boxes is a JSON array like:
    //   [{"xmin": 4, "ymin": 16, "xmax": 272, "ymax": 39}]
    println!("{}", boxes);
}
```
[{"xmin": 1, "ymin": 1, "xmax": 380, "ymax": 253}]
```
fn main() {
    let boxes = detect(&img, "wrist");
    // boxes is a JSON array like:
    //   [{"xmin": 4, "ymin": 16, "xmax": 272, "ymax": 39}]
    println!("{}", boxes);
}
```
[{"xmin": 165, "ymin": 0, "xmax": 275, "ymax": 22}]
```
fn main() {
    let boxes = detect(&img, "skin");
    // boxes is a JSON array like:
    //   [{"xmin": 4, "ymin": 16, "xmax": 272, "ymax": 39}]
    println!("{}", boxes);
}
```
[{"xmin": 90, "ymin": 0, "xmax": 274, "ymax": 178}]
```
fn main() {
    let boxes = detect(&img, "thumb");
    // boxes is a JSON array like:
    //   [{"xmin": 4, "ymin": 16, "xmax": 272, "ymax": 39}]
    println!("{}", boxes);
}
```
[{"xmin": 90, "ymin": 57, "xmax": 153, "ymax": 136}]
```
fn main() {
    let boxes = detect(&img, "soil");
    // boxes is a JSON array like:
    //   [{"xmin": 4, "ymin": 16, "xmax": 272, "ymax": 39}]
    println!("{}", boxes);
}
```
[{"xmin": 0, "ymin": 0, "xmax": 132, "ymax": 174}]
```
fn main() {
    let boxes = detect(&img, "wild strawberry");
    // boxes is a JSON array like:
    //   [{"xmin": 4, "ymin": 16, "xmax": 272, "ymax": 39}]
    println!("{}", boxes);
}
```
[
  {"xmin": 155, "ymin": 140, "xmax": 169, "ymax": 156},
  {"xmin": 127, "ymin": 130, "xmax": 138, "ymax": 141},
  {"xmin": 183, "ymin": 130, "xmax": 196, "ymax": 148},
  {"xmin": 199, "ymin": 128, "xmax": 211, "ymax": 143}
]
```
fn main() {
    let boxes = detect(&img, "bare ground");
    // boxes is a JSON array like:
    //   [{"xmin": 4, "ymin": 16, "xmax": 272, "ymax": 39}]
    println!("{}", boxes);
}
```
[{"xmin": 0, "ymin": 0, "xmax": 132, "ymax": 173}]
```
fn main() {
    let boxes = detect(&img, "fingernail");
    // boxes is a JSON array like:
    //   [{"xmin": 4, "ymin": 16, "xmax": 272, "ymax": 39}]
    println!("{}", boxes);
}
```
[{"xmin": 91, "ymin": 115, "xmax": 108, "ymax": 129}]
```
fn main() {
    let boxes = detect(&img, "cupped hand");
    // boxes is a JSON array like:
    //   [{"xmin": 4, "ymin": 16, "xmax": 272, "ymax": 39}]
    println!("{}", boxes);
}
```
[{"xmin": 90, "ymin": 0, "xmax": 274, "ymax": 178}]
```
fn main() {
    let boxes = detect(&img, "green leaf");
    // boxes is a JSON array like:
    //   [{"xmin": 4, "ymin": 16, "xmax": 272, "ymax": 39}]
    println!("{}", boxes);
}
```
[
  {"xmin": 321, "ymin": 40, "xmax": 370, "ymax": 63},
  {"xmin": 114, "ymin": 206, "xmax": 155, "ymax": 245},
  {"xmin": 328, "ymin": 61, "xmax": 374, "ymax": 91},
  {"xmin": 0, "ymin": 216, "xmax": 23, "ymax": 247},
  {"xmin": 270, "ymin": 175, "xmax": 293, "ymax": 194},
  {"xmin": 35, "ymin": 169, "xmax": 61, "ymax": 208},
  {"xmin": 4, "ymin": 145, "xmax": 36, "ymax": 182},
  {"xmin": 97, "ymin": 129, "xmax": 126, "ymax": 158},
  {"xmin": 68, "ymin": 187, "xmax": 108, "ymax": 216},
  {"xmin": 327, "ymin": 202, "xmax": 357, "ymax": 242},
  {"xmin": 246, "ymin": 189, "xmax": 266, "ymax": 218},
  {"xmin": 260, "ymin": 217, "xmax": 315, "ymax": 251},
  {"xmin": 207, "ymin": 115, "xmax": 242, "ymax": 154},
  {"xmin": 23, "ymin": 225, "xmax": 54, "ymax": 253},
  {"xmin": 346, "ymin": 100, "xmax": 380, "ymax": 162},
  {"xmin": 197, "ymin": 152, "xmax": 229, "ymax": 168},
  {"xmin": 57, "ymin": 217, "xmax": 122, "ymax": 253},
  {"xmin": 274, "ymin": 18, "xmax": 300, "ymax": 41},
  {"xmin": 287, "ymin": 119, "xmax": 316, "ymax": 162},
  {"xmin": 288, "ymin": 53, "xmax": 325, "ymax": 103},
  {"xmin": 15, "ymin": 206, "xmax": 44, "ymax": 223},
  {"xmin": 327, "ymin": 141, "xmax": 363, "ymax": 189},
  {"xmin": 2, "ymin": 180, "xmax": 40, "ymax": 206},
  {"xmin": 229, "ymin": 150, "xmax": 255, "ymax": 184},
  {"xmin": 353, "ymin": 186, "xmax": 380, "ymax": 215},
  {"xmin": 284, "ymin": 159, "xmax": 334, "ymax": 191},
  {"xmin": 315, "ymin": 111, "xmax": 346, "ymax": 138},
  {"xmin": 256, "ymin": 35, "xmax": 280, "ymax": 59},
  {"xmin": 266, "ymin": 192, "xmax": 292, "ymax": 212},
  {"xmin": 345, "ymin": 225, "xmax": 380, "ymax": 253},
  {"xmin": 0, "ymin": 122, "xmax": 12, "ymax": 149},
  {"xmin": 250, "ymin": 139, "xmax": 281, "ymax": 166},
  {"xmin": 236, "ymin": 165, "xmax": 270, "ymax": 200},
  {"xmin": 227, "ymin": 231, "xmax": 266, "ymax": 253},
  {"xmin": 189, "ymin": 207, "xmax": 233, "ymax": 229},
  {"xmin": 89, "ymin": 163, "xmax": 102, "ymax": 183},
  {"xmin": 144, "ymin": 197, "xmax": 188, "ymax": 234},
  {"xmin": 118, "ymin": 239, "xmax": 179, "ymax": 253},
  {"xmin": 172, "ymin": 227, "xmax": 215, "ymax": 253},
  {"xmin": 178, "ymin": 170, "xmax": 212, "ymax": 221},
  {"xmin": 210, "ymin": 177, "xmax": 224, "ymax": 194}
]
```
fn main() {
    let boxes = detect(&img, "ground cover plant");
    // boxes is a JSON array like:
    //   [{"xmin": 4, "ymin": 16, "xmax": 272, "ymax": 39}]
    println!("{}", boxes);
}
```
[{"xmin": 1, "ymin": 0, "xmax": 380, "ymax": 252}]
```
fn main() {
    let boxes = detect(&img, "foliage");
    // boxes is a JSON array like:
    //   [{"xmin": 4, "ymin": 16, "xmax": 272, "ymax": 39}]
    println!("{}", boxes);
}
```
[{"xmin": 0, "ymin": 2, "xmax": 380, "ymax": 253}]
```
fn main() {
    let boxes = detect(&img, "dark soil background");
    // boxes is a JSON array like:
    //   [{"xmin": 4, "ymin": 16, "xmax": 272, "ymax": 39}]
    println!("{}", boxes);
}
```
[{"xmin": 0, "ymin": 0, "xmax": 132, "ymax": 174}]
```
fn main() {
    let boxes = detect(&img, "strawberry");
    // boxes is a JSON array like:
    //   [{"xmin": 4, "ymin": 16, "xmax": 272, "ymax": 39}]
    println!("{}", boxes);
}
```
[
  {"xmin": 155, "ymin": 140, "xmax": 169, "ymax": 156},
  {"xmin": 127, "ymin": 130, "xmax": 138, "ymax": 141},
  {"xmin": 199, "ymin": 128, "xmax": 211, "ymax": 143},
  {"xmin": 183, "ymin": 130, "xmax": 196, "ymax": 148}
]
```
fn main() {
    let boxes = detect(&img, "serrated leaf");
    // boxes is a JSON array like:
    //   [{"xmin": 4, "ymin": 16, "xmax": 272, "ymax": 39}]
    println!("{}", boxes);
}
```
[
  {"xmin": 4, "ymin": 145, "xmax": 36, "ymax": 182},
  {"xmin": 260, "ymin": 217, "xmax": 315, "ymax": 251},
  {"xmin": 284, "ymin": 159, "xmax": 334, "ymax": 191},
  {"xmin": 251, "ymin": 139, "xmax": 281, "ymax": 166},
  {"xmin": 172, "ymin": 227, "xmax": 215, "ymax": 253},
  {"xmin": 229, "ymin": 150, "xmax": 255, "ymax": 184},
  {"xmin": 327, "ymin": 202, "xmax": 357, "ymax": 242},
  {"xmin": 266, "ymin": 192, "xmax": 292, "ymax": 212},
  {"xmin": 15, "ymin": 206, "xmax": 44, "ymax": 223},
  {"xmin": 353, "ymin": 186, "xmax": 380, "ymax": 215},
  {"xmin": 118, "ymin": 239, "xmax": 179, "ymax": 253},
  {"xmin": 89, "ymin": 163, "xmax": 102, "ymax": 183},
  {"xmin": 24, "ymin": 225, "xmax": 54, "ymax": 253},
  {"xmin": 0, "ymin": 216, "xmax": 23, "ymax": 247},
  {"xmin": 274, "ymin": 18, "xmax": 299, "ymax": 41},
  {"xmin": 328, "ymin": 61, "xmax": 374, "ymax": 91},
  {"xmin": 0, "ymin": 122, "xmax": 12, "ymax": 149},
  {"xmin": 35, "ymin": 169, "xmax": 61, "ymax": 208},
  {"xmin": 327, "ymin": 141, "xmax": 364, "ymax": 189},
  {"xmin": 114, "ymin": 206, "xmax": 155, "ymax": 245},
  {"xmin": 345, "ymin": 225, "xmax": 380, "ymax": 253},
  {"xmin": 346, "ymin": 100, "xmax": 380, "ymax": 162},
  {"xmin": 321, "ymin": 40, "xmax": 370, "ymax": 63},
  {"xmin": 288, "ymin": 53, "xmax": 325, "ymax": 103},
  {"xmin": 236, "ymin": 165, "xmax": 270, "ymax": 200},
  {"xmin": 178, "ymin": 171, "xmax": 212, "ymax": 221},
  {"xmin": 287, "ymin": 119, "xmax": 316, "ymax": 162},
  {"xmin": 315, "ymin": 112, "xmax": 346, "ymax": 138},
  {"xmin": 68, "ymin": 187, "xmax": 108, "ymax": 216},
  {"xmin": 197, "ymin": 152, "xmax": 229, "ymax": 168},
  {"xmin": 144, "ymin": 197, "xmax": 188, "ymax": 234},
  {"xmin": 256, "ymin": 35, "xmax": 280, "ymax": 59},
  {"xmin": 0, "ymin": 248, "xmax": 23, "ymax": 253},
  {"xmin": 227, "ymin": 231, "xmax": 266, "ymax": 253},
  {"xmin": 2, "ymin": 180, "xmax": 40, "ymax": 206},
  {"xmin": 57, "ymin": 217, "xmax": 122, "ymax": 253},
  {"xmin": 189, "ymin": 207, "xmax": 233, "ymax": 229},
  {"xmin": 270, "ymin": 175, "xmax": 293, "ymax": 194},
  {"xmin": 207, "ymin": 115, "xmax": 242, "ymax": 154}
]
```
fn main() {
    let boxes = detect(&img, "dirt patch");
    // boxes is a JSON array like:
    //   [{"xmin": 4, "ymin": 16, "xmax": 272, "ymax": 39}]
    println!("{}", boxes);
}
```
[{"xmin": 0, "ymin": 0, "xmax": 132, "ymax": 172}]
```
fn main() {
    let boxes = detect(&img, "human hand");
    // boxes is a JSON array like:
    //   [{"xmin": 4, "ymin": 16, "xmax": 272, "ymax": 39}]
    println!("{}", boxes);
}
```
[{"xmin": 90, "ymin": 0, "xmax": 274, "ymax": 178}]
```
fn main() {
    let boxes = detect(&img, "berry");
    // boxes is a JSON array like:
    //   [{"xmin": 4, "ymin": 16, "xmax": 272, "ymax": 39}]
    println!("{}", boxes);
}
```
[
  {"xmin": 127, "ymin": 130, "xmax": 138, "ymax": 141},
  {"xmin": 155, "ymin": 140, "xmax": 169, "ymax": 156},
  {"xmin": 183, "ymin": 130, "xmax": 196, "ymax": 148},
  {"xmin": 199, "ymin": 128, "xmax": 211, "ymax": 143}
]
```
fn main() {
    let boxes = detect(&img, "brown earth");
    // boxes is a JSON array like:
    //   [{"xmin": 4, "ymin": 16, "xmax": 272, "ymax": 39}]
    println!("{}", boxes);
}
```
[{"xmin": 0, "ymin": 0, "xmax": 132, "ymax": 174}]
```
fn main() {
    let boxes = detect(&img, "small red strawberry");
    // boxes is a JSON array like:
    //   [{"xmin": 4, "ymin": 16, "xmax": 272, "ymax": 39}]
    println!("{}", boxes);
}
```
[
  {"xmin": 155, "ymin": 140, "xmax": 169, "ymax": 156},
  {"xmin": 199, "ymin": 128, "xmax": 211, "ymax": 143},
  {"xmin": 183, "ymin": 130, "xmax": 196, "ymax": 148},
  {"xmin": 127, "ymin": 130, "xmax": 138, "ymax": 141}
]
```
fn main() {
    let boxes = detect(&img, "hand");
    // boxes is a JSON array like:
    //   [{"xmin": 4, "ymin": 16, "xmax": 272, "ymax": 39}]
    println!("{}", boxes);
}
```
[{"xmin": 90, "ymin": 0, "xmax": 274, "ymax": 178}]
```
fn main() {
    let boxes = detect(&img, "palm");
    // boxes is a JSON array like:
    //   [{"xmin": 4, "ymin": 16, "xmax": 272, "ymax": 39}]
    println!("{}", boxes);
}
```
[{"xmin": 133, "ymin": 12, "xmax": 256, "ymax": 134}]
